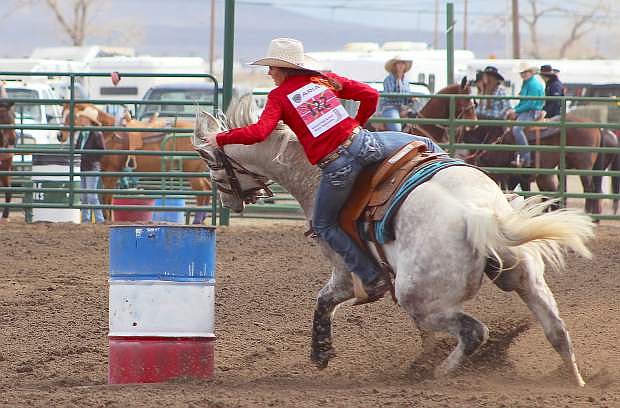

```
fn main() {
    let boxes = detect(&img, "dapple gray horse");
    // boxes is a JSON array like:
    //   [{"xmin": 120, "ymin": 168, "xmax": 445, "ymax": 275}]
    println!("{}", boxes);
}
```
[{"xmin": 194, "ymin": 95, "xmax": 594, "ymax": 386}]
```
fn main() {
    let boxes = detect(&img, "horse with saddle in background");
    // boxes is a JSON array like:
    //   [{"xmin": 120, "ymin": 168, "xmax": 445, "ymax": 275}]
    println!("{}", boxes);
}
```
[
  {"xmin": 368, "ymin": 78, "xmax": 477, "ymax": 142},
  {"xmin": 0, "ymin": 98, "xmax": 16, "ymax": 224},
  {"xmin": 193, "ymin": 94, "xmax": 595, "ymax": 386},
  {"xmin": 461, "ymin": 113, "xmax": 603, "ymax": 214},
  {"xmin": 58, "ymin": 104, "xmax": 212, "ymax": 223}
]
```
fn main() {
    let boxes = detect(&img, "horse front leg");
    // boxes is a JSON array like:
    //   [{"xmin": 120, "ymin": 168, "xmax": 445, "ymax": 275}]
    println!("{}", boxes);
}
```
[
  {"xmin": 190, "ymin": 177, "xmax": 211, "ymax": 224},
  {"xmin": 0, "ymin": 175, "xmax": 9, "ymax": 223},
  {"xmin": 100, "ymin": 176, "xmax": 117, "ymax": 221},
  {"xmin": 311, "ymin": 258, "xmax": 354, "ymax": 369}
]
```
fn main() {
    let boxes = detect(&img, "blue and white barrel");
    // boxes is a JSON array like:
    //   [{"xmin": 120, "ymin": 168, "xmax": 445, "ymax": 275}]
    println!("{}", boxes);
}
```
[{"xmin": 108, "ymin": 225, "xmax": 216, "ymax": 384}]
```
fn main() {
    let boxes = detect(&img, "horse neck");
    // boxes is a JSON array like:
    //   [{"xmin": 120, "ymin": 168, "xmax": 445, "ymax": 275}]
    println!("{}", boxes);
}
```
[{"xmin": 226, "ymin": 135, "xmax": 319, "ymax": 217}]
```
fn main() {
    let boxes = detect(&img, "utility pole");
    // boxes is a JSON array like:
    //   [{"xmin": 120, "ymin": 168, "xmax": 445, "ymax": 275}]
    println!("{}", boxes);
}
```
[
  {"xmin": 210, "ymin": 0, "xmax": 216, "ymax": 74},
  {"xmin": 512, "ymin": 0, "xmax": 520, "ymax": 58},
  {"xmin": 463, "ymin": 0, "xmax": 468, "ymax": 50},
  {"xmin": 433, "ymin": 0, "xmax": 439, "ymax": 48}
]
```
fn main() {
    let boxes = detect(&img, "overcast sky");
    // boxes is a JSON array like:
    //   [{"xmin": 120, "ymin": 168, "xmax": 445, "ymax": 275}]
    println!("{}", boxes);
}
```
[{"xmin": 241, "ymin": 0, "xmax": 619, "ymax": 31}]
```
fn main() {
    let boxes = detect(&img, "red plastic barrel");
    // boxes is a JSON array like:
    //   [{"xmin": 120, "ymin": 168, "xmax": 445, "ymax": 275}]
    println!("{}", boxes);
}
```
[
  {"xmin": 108, "ymin": 336, "xmax": 215, "ymax": 384},
  {"xmin": 111, "ymin": 197, "xmax": 155, "ymax": 222}
]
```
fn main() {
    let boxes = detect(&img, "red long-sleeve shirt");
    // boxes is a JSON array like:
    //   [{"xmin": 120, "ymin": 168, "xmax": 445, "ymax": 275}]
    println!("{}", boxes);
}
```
[{"xmin": 216, "ymin": 72, "xmax": 379, "ymax": 165}]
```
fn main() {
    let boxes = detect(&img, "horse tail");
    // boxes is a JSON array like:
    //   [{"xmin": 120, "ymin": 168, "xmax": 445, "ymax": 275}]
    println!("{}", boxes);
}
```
[{"xmin": 465, "ymin": 196, "xmax": 594, "ymax": 273}]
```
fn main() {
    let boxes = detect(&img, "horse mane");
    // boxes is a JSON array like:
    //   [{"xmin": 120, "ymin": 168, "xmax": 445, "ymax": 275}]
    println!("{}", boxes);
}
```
[
  {"xmin": 437, "ymin": 84, "xmax": 463, "ymax": 94},
  {"xmin": 224, "ymin": 94, "xmax": 298, "ymax": 163}
]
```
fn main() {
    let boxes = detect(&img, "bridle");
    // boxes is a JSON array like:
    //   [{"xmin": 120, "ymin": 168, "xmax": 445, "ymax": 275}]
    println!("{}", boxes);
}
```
[
  {"xmin": 415, "ymin": 96, "xmax": 478, "ymax": 141},
  {"xmin": 197, "ymin": 146, "xmax": 274, "ymax": 204}
]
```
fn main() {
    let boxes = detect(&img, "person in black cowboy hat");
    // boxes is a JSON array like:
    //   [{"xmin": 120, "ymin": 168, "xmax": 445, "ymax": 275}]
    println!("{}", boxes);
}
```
[
  {"xmin": 539, "ymin": 64, "xmax": 564, "ymax": 118},
  {"xmin": 476, "ymin": 66, "xmax": 511, "ymax": 120}
]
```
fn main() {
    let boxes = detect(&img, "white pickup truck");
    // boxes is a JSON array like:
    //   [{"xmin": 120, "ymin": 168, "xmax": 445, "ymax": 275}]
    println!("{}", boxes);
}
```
[{"xmin": 4, "ymin": 81, "xmax": 63, "ymax": 146}]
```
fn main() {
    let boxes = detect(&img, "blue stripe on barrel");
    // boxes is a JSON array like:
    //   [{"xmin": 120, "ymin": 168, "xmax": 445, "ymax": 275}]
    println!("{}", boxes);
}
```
[{"xmin": 109, "ymin": 226, "xmax": 216, "ymax": 282}]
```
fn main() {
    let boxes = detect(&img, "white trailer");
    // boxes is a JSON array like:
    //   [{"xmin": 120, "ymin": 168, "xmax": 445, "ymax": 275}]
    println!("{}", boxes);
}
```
[{"xmin": 84, "ymin": 56, "xmax": 210, "ymax": 102}]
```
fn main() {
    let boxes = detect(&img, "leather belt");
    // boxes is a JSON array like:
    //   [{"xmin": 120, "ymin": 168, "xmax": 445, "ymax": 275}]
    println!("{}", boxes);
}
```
[{"xmin": 317, "ymin": 126, "xmax": 361, "ymax": 169}]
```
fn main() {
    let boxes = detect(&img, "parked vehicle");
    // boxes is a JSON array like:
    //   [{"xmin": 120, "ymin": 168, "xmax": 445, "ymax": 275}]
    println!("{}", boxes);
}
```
[
  {"xmin": 136, "ymin": 83, "xmax": 249, "ymax": 121},
  {"xmin": 85, "ymin": 57, "xmax": 210, "ymax": 101},
  {"xmin": 4, "ymin": 81, "xmax": 63, "ymax": 145}
]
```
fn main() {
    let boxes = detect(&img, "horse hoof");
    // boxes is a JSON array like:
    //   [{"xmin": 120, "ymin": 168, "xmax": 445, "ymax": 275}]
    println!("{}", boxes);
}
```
[{"xmin": 310, "ymin": 349, "xmax": 336, "ymax": 370}]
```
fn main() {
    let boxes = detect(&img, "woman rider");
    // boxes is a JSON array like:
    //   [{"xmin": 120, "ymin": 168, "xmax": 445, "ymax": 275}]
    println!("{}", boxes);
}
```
[{"xmin": 202, "ymin": 38, "xmax": 444, "ymax": 301}]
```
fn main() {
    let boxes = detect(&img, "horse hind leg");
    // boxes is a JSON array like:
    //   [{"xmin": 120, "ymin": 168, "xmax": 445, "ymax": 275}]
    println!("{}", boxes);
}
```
[
  {"xmin": 414, "ymin": 310, "xmax": 489, "ymax": 377},
  {"xmin": 487, "ymin": 252, "xmax": 585, "ymax": 386}
]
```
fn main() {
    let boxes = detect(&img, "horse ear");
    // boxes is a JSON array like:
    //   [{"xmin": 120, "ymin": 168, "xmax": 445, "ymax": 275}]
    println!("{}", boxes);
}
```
[{"xmin": 460, "ymin": 76, "xmax": 468, "ymax": 90}]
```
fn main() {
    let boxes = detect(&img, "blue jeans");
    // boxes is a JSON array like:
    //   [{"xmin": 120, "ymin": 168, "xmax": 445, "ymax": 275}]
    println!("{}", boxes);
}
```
[
  {"xmin": 80, "ymin": 164, "xmax": 104, "ymax": 223},
  {"xmin": 512, "ymin": 110, "xmax": 537, "ymax": 164},
  {"xmin": 382, "ymin": 106, "xmax": 402, "ymax": 132},
  {"xmin": 313, "ymin": 129, "xmax": 445, "ymax": 284}
]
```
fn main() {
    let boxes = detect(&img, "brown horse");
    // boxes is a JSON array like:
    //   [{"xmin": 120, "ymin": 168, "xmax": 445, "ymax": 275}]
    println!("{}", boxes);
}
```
[
  {"xmin": 593, "ymin": 129, "xmax": 619, "ymax": 214},
  {"xmin": 58, "ymin": 104, "xmax": 212, "ymax": 223},
  {"xmin": 461, "ymin": 115, "xmax": 602, "ymax": 214},
  {"xmin": 369, "ymin": 78, "xmax": 477, "ymax": 141},
  {"xmin": 0, "ymin": 101, "xmax": 16, "ymax": 224}
]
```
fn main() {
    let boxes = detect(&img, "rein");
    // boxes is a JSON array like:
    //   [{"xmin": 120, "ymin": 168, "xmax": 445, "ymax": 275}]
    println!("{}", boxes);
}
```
[
  {"xmin": 415, "ymin": 99, "xmax": 477, "ymax": 141},
  {"xmin": 200, "ymin": 147, "xmax": 274, "ymax": 202},
  {"xmin": 462, "ymin": 128, "xmax": 509, "ymax": 164}
]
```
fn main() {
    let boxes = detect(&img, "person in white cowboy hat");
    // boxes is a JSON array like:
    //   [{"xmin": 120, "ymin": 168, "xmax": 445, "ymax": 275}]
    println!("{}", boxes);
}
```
[
  {"xmin": 74, "ymin": 106, "xmax": 106, "ymax": 223},
  {"xmin": 202, "ymin": 37, "xmax": 444, "ymax": 301},
  {"xmin": 505, "ymin": 63, "xmax": 545, "ymax": 167},
  {"xmin": 380, "ymin": 55, "xmax": 414, "ymax": 131}
]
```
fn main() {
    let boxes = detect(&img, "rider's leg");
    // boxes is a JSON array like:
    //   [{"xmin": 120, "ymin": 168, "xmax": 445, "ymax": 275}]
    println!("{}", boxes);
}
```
[
  {"xmin": 376, "ymin": 131, "xmax": 446, "ymax": 155},
  {"xmin": 80, "ymin": 176, "xmax": 91, "ymax": 223},
  {"xmin": 512, "ymin": 111, "xmax": 535, "ymax": 165},
  {"xmin": 382, "ymin": 106, "xmax": 402, "ymax": 132},
  {"xmin": 313, "ymin": 158, "xmax": 382, "ymax": 285}
]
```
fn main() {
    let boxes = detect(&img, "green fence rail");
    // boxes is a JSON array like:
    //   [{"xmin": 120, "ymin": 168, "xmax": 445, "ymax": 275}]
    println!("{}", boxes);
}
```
[
  {"xmin": 2, "ymin": 73, "xmax": 619, "ymax": 224},
  {"xmin": 244, "ymin": 89, "xmax": 620, "ymax": 221},
  {"xmin": 0, "ymin": 71, "xmax": 220, "ymax": 225}
]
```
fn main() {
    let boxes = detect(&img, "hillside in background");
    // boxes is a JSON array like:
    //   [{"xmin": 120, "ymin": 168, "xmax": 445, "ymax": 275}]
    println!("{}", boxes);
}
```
[{"xmin": 0, "ymin": 0, "xmax": 504, "ymax": 61}]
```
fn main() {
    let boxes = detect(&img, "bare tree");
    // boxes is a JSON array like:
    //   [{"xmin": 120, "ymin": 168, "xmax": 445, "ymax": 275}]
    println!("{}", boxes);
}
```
[
  {"xmin": 520, "ymin": 0, "xmax": 610, "ymax": 58},
  {"xmin": 43, "ymin": 0, "xmax": 101, "ymax": 46},
  {"xmin": 520, "ymin": 0, "xmax": 563, "ymax": 58}
]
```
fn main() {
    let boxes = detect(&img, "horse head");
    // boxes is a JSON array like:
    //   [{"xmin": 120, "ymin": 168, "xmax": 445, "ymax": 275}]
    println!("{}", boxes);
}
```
[
  {"xmin": 418, "ymin": 77, "xmax": 478, "ymax": 143},
  {"xmin": 193, "ymin": 97, "xmax": 274, "ymax": 213},
  {"xmin": 58, "ymin": 103, "xmax": 108, "ymax": 142}
]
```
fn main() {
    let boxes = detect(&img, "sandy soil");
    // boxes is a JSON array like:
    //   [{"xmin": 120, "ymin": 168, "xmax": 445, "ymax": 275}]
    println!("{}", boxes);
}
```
[{"xmin": 0, "ymin": 219, "xmax": 618, "ymax": 408}]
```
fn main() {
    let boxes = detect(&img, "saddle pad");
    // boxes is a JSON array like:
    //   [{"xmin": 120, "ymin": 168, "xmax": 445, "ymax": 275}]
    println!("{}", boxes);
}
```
[{"xmin": 372, "ymin": 158, "xmax": 475, "ymax": 244}]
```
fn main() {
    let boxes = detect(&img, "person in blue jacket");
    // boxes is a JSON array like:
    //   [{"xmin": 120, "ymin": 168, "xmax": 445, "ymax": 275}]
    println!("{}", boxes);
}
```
[
  {"xmin": 539, "ymin": 64, "xmax": 564, "ymax": 118},
  {"xmin": 506, "ymin": 64, "xmax": 545, "ymax": 167}
]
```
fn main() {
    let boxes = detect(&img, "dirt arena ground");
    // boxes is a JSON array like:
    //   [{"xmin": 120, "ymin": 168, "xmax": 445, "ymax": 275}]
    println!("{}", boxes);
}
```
[{"xmin": 0, "ymin": 218, "xmax": 618, "ymax": 407}]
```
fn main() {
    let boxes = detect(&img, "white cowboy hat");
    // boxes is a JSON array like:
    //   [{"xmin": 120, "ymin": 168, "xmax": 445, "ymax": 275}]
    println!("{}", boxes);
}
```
[
  {"xmin": 250, "ymin": 38, "xmax": 322, "ymax": 72},
  {"xmin": 517, "ymin": 62, "xmax": 538, "ymax": 74},
  {"xmin": 384, "ymin": 55, "xmax": 413, "ymax": 74},
  {"xmin": 76, "ymin": 106, "xmax": 101, "ymax": 125}
]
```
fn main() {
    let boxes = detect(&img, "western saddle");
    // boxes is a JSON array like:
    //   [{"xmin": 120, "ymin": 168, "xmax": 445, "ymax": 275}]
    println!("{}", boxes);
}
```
[{"xmin": 337, "ymin": 141, "xmax": 448, "ymax": 303}]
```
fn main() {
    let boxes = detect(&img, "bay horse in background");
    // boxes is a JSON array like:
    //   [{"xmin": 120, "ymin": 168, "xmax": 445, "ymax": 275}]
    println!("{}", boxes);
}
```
[
  {"xmin": 0, "ymin": 101, "xmax": 16, "ymax": 224},
  {"xmin": 368, "ymin": 78, "xmax": 477, "ymax": 142},
  {"xmin": 461, "ymin": 115, "xmax": 602, "ymax": 214},
  {"xmin": 594, "ymin": 129, "xmax": 619, "ymax": 214},
  {"xmin": 58, "ymin": 104, "xmax": 212, "ymax": 223}
]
